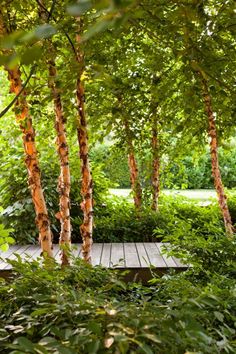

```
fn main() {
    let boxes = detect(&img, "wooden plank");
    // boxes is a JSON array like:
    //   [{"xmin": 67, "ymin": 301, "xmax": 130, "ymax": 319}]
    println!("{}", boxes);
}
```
[
  {"xmin": 91, "ymin": 243, "xmax": 103, "ymax": 266},
  {"xmin": 21, "ymin": 245, "xmax": 41, "ymax": 260},
  {"xmin": 124, "ymin": 243, "xmax": 140, "ymax": 268},
  {"xmin": 143, "ymin": 243, "xmax": 167, "ymax": 267},
  {"xmin": 26, "ymin": 245, "xmax": 42, "ymax": 257},
  {"xmin": 172, "ymin": 257, "xmax": 188, "ymax": 268},
  {"xmin": 156, "ymin": 243, "xmax": 177, "ymax": 267},
  {"xmin": 158, "ymin": 243, "xmax": 188, "ymax": 268},
  {"xmin": 0, "ymin": 244, "xmax": 22, "ymax": 269},
  {"xmin": 54, "ymin": 244, "xmax": 61, "ymax": 263},
  {"xmin": 135, "ymin": 243, "xmax": 150, "ymax": 267},
  {"xmin": 3, "ymin": 245, "xmax": 31, "ymax": 270},
  {"xmin": 71, "ymin": 243, "xmax": 82, "ymax": 258},
  {"xmin": 110, "ymin": 243, "xmax": 125, "ymax": 268},
  {"xmin": 0, "ymin": 243, "xmax": 189, "ymax": 271},
  {"xmin": 100, "ymin": 243, "xmax": 111, "ymax": 267},
  {"xmin": 4, "ymin": 245, "xmax": 40, "ymax": 270}
]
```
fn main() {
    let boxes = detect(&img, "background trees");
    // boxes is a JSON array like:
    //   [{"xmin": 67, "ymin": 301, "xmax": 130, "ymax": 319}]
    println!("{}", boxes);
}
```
[{"xmin": 0, "ymin": 0, "xmax": 235, "ymax": 258}]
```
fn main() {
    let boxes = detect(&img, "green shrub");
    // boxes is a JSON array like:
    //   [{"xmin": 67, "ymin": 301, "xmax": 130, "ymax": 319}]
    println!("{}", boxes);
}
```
[
  {"xmin": 90, "ymin": 144, "xmax": 130, "ymax": 188},
  {"xmin": 0, "ymin": 142, "xmax": 111, "ymax": 244},
  {"xmin": 93, "ymin": 194, "xmax": 228, "ymax": 243},
  {"xmin": 227, "ymin": 191, "xmax": 236, "ymax": 225},
  {"xmin": 0, "ymin": 220, "xmax": 14, "ymax": 251},
  {"xmin": 93, "ymin": 196, "xmax": 175, "ymax": 242},
  {"xmin": 0, "ymin": 242, "xmax": 236, "ymax": 354}
]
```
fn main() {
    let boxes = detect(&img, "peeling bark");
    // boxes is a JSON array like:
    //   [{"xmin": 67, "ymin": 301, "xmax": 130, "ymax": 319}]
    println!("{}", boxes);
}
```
[
  {"xmin": 75, "ymin": 23, "xmax": 93, "ymax": 263},
  {"xmin": 128, "ymin": 152, "xmax": 142, "ymax": 210},
  {"xmin": 151, "ymin": 115, "xmax": 160, "ymax": 211},
  {"xmin": 38, "ymin": 0, "xmax": 71, "ymax": 265},
  {"xmin": 124, "ymin": 119, "xmax": 142, "ymax": 211},
  {"xmin": 0, "ymin": 14, "xmax": 53, "ymax": 256},
  {"xmin": 48, "ymin": 58, "xmax": 71, "ymax": 265},
  {"xmin": 201, "ymin": 76, "xmax": 234, "ymax": 237}
]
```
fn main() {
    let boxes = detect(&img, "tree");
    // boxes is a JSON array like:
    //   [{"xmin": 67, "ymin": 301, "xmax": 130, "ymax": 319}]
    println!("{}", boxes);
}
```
[
  {"xmin": 0, "ymin": 8, "xmax": 53, "ymax": 257},
  {"xmin": 75, "ymin": 19, "xmax": 94, "ymax": 262},
  {"xmin": 38, "ymin": 0, "xmax": 72, "ymax": 264}
]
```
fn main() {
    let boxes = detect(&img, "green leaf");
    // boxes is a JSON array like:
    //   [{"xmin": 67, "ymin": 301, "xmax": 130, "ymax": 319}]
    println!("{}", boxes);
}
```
[
  {"xmin": 87, "ymin": 340, "xmax": 100, "ymax": 354},
  {"xmin": 87, "ymin": 321, "xmax": 102, "ymax": 336},
  {"xmin": 15, "ymin": 337, "xmax": 34, "ymax": 350},
  {"xmin": 214, "ymin": 311, "xmax": 224, "ymax": 322},
  {"xmin": 6, "ymin": 236, "xmax": 15, "ymax": 244},
  {"xmin": 67, "ymin": 1, "xmax": 92, "ymax": 16},
  {"xmin": 0, "ymin": 31, "xmax": 24, "ymax": 49},
  {"xmin": 138, "ymin": 333, "xmax": 162, "ymax": 344},
  {"xmin": 35, "ymin": 24, "xmax": 57, "ymax": 39},
  {"xmin": 0, "ymin": 243, "xmax": 9, "ymax": 252},
  {"xmin": 21, "ymin": 46, "xmax": 43, "ymax": 65},
  {"xmin": 82, "ymin": 19, "xmax": 114, "ymax": 41},
  {"xmin": 138, "ymin": 343, "xmax": 154, "ymax": 354}
]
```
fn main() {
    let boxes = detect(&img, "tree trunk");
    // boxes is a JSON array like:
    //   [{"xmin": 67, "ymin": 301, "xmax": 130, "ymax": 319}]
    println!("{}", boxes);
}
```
[
  {"xmin": 201, "ymin": 76, "xmax": 234, "ymax": 237},
  {"xmin": 75, "ymin": 25, "xmax": 93, "ymax": 263},
  {"xmin": 151, "ymin": 115, "xmax": 160, "ymax": 211},
  {"xmin": 6, "ymin": 67, "xmax": 54, "ymax": 256},
  {"xmin": 0, "ymin": 13, "xmax": 53, "ymax": 257},
  {"xmin": 128, "ymin": 152, "xmax": 142, "ymax": 210},
  {"xmin": 48, "ymin": 57, "xmax": 71, "ymax": 265},
  {"xmin": 38, "ymin": 0, "xmax": 71, "ymax": 265},
  {"xmin": 124, "ymin": 119, "xmax": 142, "ymax": 210}
]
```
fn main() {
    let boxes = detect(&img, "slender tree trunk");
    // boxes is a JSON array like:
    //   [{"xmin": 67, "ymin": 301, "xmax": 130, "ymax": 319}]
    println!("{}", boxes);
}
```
[
  {"xmin": 201, "ymin": 76, "xmax": 234, "ymax": 237},
  {"xmin": 38, "ymin": 0, "xmax": 71, "ymax": 265},
  {"xmin": 75, "ymin": 24, "xmax": 93, "ymax": 263},
  {"xmin": 151, "ymin": 115, "xmax": 160, "ymax": 211},
  {"xmin": 48, "ymin": 58, "xmax": 71, "ymax": 265},
  {"xmin": 6, "ymin": 68, "xmax": 53, "ymax": 256},
  {"xmin": 128, "ymin": 152, "xmax": 142, "ymax": 210},
  {"xmin": 0, "ymin": 13, "xmax": 53, "ymax": 257},
  {"xmin": 124, "ymin": 119, "xmax": 142, "ymax": 210}
]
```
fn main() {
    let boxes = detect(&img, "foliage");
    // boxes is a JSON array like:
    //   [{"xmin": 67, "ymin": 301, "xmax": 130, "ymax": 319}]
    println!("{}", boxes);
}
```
[
  {"xmin": 0, "ymin": 218, "xmax": 14, "ymax": 252},
  {"xmin": 0, "ymin": 234, "xmax": 236, "ymax": 353},
  {"xmin": 0, "ymin": 162, "xmax": 110, "ymax": 244},
  {"xmin": 2, "ymin": 178, "xmax": 236, "ymax": 244},
  {"xmin": 93, "ymin": 194, "xmax": 234, "ymax": 243},
  {"xmin": 162, "ymin": 143, "xmax": 236, "ymax": 190},
  {"xmin": 90, "ymin": 144, "xmax": 130, "ymax": 188},
  {"xmin": 0, "ymin": 0, "xmax": 236, "ymax": 243},
  {"xmin": 90, "ymin": 142, "xmax": 236, "ymax": 190}
]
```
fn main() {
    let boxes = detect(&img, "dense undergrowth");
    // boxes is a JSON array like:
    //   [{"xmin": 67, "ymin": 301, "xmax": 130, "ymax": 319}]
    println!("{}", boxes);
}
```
[
  {"xmin": 1, "ymin": 132, "xmax": 236, "ymax": 245},
  {"xmin": 0, "ymin": 233, "xmax": 236, "ymax": 353},
  {"xmin": 1, "ymin": 191, "xmax": 236, "ymax": 244},
  {"xmin": 93, "ymin": 194, "xmax": 233, "ymax": 243}
]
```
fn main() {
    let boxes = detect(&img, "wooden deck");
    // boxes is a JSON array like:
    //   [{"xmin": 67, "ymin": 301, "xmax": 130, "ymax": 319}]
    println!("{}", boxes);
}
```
[{"xmin": 0, "ymin": 243, "xmax": 187, "ymax": 271}]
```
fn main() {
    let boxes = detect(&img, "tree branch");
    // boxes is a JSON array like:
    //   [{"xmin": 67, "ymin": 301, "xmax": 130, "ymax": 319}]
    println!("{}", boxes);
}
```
[
  {"xmin": 0, "ymin": 65, "xmax": 36, "ymax": 118},
  {"xmin": 35, "ymin": 0, "xmax": 77, "ymax": 58}
]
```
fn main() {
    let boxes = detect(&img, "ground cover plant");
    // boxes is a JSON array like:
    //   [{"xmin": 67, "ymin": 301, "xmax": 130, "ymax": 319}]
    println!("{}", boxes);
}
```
[{"xmin": 0, "ymin": 233, "xmax": 236, "ymax": 354}]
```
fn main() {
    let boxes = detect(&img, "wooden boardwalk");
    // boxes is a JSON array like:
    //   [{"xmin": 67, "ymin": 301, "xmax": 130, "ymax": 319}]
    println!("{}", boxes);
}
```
[{"xmin": 0, "ymin": 243, "xmax": 187, "ymax": 271}]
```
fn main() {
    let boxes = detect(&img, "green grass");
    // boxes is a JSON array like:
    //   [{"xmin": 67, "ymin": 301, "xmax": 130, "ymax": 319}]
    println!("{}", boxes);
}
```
[{"xmin": 109, "ymin": 188, "xmax": 217, "ymax": 200}]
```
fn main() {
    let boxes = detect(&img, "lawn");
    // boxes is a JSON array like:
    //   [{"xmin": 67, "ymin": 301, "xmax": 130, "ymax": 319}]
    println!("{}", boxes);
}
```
[{"xmin": 109, "ymin": 189, "xmax": 217, "ymax": 200}]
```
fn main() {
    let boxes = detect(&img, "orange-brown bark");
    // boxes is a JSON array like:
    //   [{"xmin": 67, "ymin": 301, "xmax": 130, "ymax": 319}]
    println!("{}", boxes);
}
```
[
  {"xmin": 48, "ymin": 58, "xmax": 71, "ymax": 265},
  {"xmin": 75, "ymin": 25, "xmax": 93, "ymax": 263},
  {"xmin": 201, "ymin": 76, "xmax": 234, "ymax": 237},
  {"xmin": 0, "ymin": 13, "xmax": 53, "ymax": 256},
  {"xmin": 38, "ymin": 0, "xmax": 71, "ymax": 265},
  {"xmin": 128, "ymin": 152, "xmax": 142, "ymax": 210},
  {"xmin": 124, "ymin": 119, "xmax": 142, "ymax": 210},
  {"xmin": 151, "ymin": 116, "xmax": 160, "ymax": 211}
]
